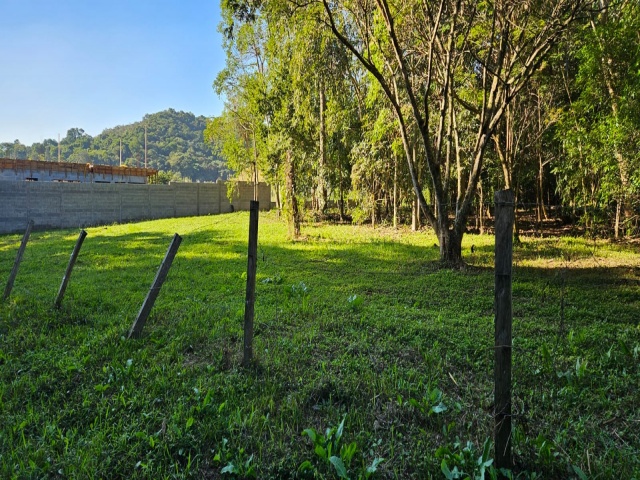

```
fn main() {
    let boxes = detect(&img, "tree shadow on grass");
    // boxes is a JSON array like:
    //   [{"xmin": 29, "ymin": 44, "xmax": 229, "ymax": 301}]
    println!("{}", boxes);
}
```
[{"xmin": 1, "ymin": 222, "xmax": 639, "ymax": 478}]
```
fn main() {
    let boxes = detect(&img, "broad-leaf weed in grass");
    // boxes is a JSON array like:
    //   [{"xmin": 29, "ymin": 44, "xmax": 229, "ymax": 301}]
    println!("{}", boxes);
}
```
[{"xmin": 1, "ymin": 213, "xmax": 639, "ymax": 478}]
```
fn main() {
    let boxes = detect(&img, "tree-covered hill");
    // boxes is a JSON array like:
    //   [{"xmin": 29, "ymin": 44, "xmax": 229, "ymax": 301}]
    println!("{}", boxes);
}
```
[{"xmin": 0, "ymin": 109, "xmax": 230, "ymax": 182}]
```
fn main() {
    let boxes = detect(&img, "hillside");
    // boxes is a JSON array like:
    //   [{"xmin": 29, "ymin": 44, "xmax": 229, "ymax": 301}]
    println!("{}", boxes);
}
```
[{"xmin": 0, "ymin": 109, "xmax": 230, "ymax": 182}]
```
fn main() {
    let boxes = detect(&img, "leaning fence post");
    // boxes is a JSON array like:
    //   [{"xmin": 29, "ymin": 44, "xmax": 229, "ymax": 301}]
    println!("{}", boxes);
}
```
[
  {"xmin": 243, "ymin": 201, "xmax": 259, "ymax": 366},
  {"xmin": 55, "ymin": 229, "xmax": 87, "ymax": 308},
  {"xmin": 3, "ymin": 220, "xmax": 34, "ymax": 301},
  {"xmin": 494, "ymin": 189, "xmax": 514, "ymax": 471},
  {"xmin": 128, "ymin": 233, "xmax": 182, "ymax": 339}
]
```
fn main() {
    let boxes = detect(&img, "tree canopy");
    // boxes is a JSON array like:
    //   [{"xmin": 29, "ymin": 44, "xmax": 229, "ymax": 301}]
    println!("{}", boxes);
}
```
[
  {"xmin": 208, "ymin": 0, "xmax": 638, "ymax": 261},
  {"xmin": 2, "ymin": 109, "xmax": 230, "ymax": 182}
]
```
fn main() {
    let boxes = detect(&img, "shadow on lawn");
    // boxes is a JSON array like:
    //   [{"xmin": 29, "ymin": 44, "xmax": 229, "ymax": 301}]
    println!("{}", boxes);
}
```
[
  {"xmin": 1, "ymin": 222, "xmax": 639, "ymax": 479},
  {"xmin": 2, "ymin": 224, "xmax": 638, "ymax": 333}
]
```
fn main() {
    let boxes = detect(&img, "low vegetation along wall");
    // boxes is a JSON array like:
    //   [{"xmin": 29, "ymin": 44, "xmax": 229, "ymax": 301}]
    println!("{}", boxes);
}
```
[{"xmin": 0, "ymin": 180, "xmax": 270, "ymax": 234}]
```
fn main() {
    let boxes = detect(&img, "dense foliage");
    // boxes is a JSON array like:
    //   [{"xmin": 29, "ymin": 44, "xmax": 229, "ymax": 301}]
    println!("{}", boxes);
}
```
[
  {"xmin": 0, "ymin": 109, "xmax": 230, "ymax": 182},
  {"xmin": 206, "ymin": 0, "xmax": 640, "ymax": 254},
  {"xmin": 1, "ymin": 214, "xmax": 638, "ymax": 478}
]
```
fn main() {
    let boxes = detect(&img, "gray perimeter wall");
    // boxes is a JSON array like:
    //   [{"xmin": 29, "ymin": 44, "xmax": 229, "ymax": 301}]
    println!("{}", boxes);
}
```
[{"xmin": 0, "ymin": 180, "xmax": 271, "ymax": 234}]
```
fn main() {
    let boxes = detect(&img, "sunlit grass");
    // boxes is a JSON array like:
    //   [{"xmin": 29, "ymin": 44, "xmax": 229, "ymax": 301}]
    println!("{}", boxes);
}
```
[{"xmin": 1, "ymin": 212, "xmax": 639, "ymax": 478}]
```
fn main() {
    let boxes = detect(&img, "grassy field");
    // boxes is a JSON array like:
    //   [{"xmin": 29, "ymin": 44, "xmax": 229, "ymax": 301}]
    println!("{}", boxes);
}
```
[{"xmin": 1, "ymin": 212, "xmax": 639, "ymax": 479}]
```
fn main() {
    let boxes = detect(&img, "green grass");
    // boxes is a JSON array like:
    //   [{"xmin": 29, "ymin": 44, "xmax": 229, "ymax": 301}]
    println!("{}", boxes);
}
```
[{"xmin": 1, "ymin": 212, "xmax": 639, "ymax": 479}]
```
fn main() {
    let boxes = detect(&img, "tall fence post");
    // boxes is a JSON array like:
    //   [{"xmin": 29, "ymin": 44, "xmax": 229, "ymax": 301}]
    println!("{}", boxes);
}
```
[
  {"xmin": 494, "ymin": 189, "xmax": 514, "ymax": 471},
  {"xmin": 128, "ymin": 233, "xmax": 182, "ymax": 339},
  {"xmin": 55, "ymin": 229, "xmax": 87, "ymax": 308},
  {"xmin": 243, "ymin": 201, "xmax": 259, "ymax": 366},
  {"xmin": 3, "ymin": 220, "xmax": 34, "ymax": 301}
]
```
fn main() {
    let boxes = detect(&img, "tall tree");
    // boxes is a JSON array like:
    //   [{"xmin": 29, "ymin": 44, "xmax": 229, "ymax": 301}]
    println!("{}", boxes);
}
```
[
  {"xmin": 215, "ymin": 0, "xmax": 364, "ymax": 234},
  {"xmin": 319, "ymin": 0, "xmax": 590, "ymax": 263}
]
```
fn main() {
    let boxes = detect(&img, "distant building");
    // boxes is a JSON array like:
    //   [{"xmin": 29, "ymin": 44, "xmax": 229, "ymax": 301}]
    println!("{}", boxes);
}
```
[{"xmin": 0, "ymin": 158, "xmax": 158, "ymax": 184}]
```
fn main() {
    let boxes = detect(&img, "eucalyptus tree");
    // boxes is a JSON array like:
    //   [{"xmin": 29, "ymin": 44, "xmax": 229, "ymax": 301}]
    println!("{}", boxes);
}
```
[
  {"xmin": 350, "ymin": 80, "xmax": 410, "ymax": 226},
  {"xmin": 216, "ymin": 0, "xmax": 366, "ymax": 233},
  {"xmin": 205, "ymin": 101, "xmax": 263, "ymax": 197},
  {"xmin": 207, "ymin": 6, "xmax": 270, "ymax": 200},
  {"xmin": 318, "ymin": 0, "xmax": 591, "ymax": 263},
  {"xmin": 267, "ymin": 1, "xmax": 364, "ymax": 217}
]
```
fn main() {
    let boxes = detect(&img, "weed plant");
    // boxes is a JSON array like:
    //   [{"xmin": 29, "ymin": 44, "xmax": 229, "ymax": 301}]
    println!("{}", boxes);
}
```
[{"xmin": 0, "ymin": 212, "xmax": 639, "ymax": 478}]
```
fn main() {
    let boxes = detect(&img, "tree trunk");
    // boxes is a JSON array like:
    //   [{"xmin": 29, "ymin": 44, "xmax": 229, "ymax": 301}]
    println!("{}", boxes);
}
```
[
  {"xmin": 479, "ymin": 181, "xmax": 485, "ymax": 235},
  {"xmin": 393, "ymin": 153, "xmax": 398, "ymax": 228},
  {"xmin": 339, "ymin": 157, "xmax": 345, "ymax": 221},
  {"xmin": 438, "ymin": 226, "xmax": 463, "ymax": 265},
  {"xmin": 411, "ymin": 145, "xmax": 421, "ymax": 232},
  {"xmin": 536, "ymin": 91, "xmax": 548, "ymax": 226},
  {"xmin": 252, "ymin": 131, "xmax": 259, "ymax": 201},
  {"xmin": 285, "ymin": 150, "xmax": 300, "ymax": 237},
  {"xmin": 317, "ymin": 83, "xmax": 328, "ymax": 214},
  {"xmin": 513, "ymin": 185, "xmax": 521, "ymax": 245},
  {"xmin": 615, "ymin": 199, "xmax": 621, "ymax": 239},
  {"xmin": 371, "ymin": 191, "xmax": 376, "ymax": 228},
  {"xmin": 536, "ymin": 157, "xmax": 543, "ymax": 229},
  {"xmin": 275, "ymin": 182, "xmax": 281, "ymax": 210}
]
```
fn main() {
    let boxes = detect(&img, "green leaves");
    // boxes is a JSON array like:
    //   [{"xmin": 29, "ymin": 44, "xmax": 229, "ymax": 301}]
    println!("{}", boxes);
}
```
[
  {"xmin": 330, "ymin": 455, "xmax": 348, "ymax": 478},
  {"xmin": 437, "ymin": 437, "xmax": 498, "ymax": 480},
  {"xmin": 347, "ymin": 294, "xmax": 364, "ymax": 311},
  {"xmin": 300, "ymin": 415, "xmax": 382, "ymax": 479},
  {"xmin": 409, "ymin": 385, "xmax": 448, "ymax": 416},
  {"xmin": 261, "ymin": 273, "xmax": 283, "ymax": 284},
  {"xmin": 285, "ymin": 281, "xmax": 312, "ymax": 312}
]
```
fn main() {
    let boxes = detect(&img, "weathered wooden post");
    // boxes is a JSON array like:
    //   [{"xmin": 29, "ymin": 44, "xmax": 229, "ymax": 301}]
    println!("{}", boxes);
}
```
[
  {"xmin": 494, "ymin": 189, "xmax": 514, "ymax": 471},
  {"xmin": 55, "ymin": 229, "xmax": 87, "ymax": 308},
  {"xmin": 3, "ymin": 220, "xmax": 34, "ymax": 301},
  {"xmin": 128, "ymin": 233, "xmax": 182, "ymax": 339},
  {"xmin": 243, "ymin": 201, "xmax": 259, "ymax": 366}
]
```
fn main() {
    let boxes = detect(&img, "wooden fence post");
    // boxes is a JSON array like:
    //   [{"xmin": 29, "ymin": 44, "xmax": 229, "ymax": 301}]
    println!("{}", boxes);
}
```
[
  {"xmin": 494, "ymin": 189, "xmax": 514, "ymax": 471},
  {"xmin": 128, "ymin": 233, "xmax": 182, "ymax": 339},
  {"xmin": 55, "ymin": 229, "xmax": 87, "ymax": 308},
  {"xmin": 243, "ymin": 201, "xmax": 259, "ymax": 366},
  {"xmin": 3, "ymin": 220, "xmax": 34, "ymax": 301}
]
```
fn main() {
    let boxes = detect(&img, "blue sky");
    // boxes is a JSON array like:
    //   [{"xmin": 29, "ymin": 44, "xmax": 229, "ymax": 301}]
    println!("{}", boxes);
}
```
[{"xmin": 0, "ymin": 0, "xmax": 225, "ymax": 145}]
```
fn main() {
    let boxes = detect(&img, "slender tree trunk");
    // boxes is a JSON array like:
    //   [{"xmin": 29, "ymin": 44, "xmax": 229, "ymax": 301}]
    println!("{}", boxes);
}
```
[
  {"xmin": 371, "ymin": 174, "xmax": 376, "ymax": 228},
  {"xmin": 393, "ymin": 153, "xmax": 398, "ymax": 228},
  {"xmin": 479, "ymin": 181, "xmax": 485, "ymax": 235},
  {"xmin": 285, "ymin": 150, "xmax": 300, "ymax": 237},
  {"xmin": 536, "ymin": 91, "xmax": 548, "ymax": 225},
  {"xmin": 339, "ymin": 159, "xmax": 345, "ymax": 221},
  {"xmin": 317, "ymin": 83, "xmax": 328, "ymax": 214},
  {"xmin": 454, "ymin": 111, "xmax": 462, "ymax": 216},
  {"xmin": 536, "ymin": 156, "xmax": 544, "ymax": 228},
  {"xmin": 275, "ymin": 179, "xmax": 281, "ymax": 210},
  {"xmin": 513, "ymin": 185, "xmax": 521, "ymax": 245},
  {"xmin": 252, "ymin": 131, "xmax": 259, "ymax": 201},
  {"xmin": 615, "ymin": 200, "xmax": 621, "ymax": 239},
  {"xmin": 535, "ymin": 108, "xmax": 542, "ymax": 230},
  {"xmin": 411, "ymin": 145, "xmax": 421, "ymax": 232}
]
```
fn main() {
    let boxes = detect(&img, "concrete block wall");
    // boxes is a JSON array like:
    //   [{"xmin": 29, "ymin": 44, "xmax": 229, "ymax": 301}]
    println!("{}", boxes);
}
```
[{"xmin": 0, "ymin": 180, "xmax": 270, "ymax": 234}]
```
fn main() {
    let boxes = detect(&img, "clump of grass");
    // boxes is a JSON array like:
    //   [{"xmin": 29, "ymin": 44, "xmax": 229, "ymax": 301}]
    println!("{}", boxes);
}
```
[{"xmin": 1, "ymin": 213, "xmax": 639, "ymax": 478}]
